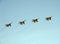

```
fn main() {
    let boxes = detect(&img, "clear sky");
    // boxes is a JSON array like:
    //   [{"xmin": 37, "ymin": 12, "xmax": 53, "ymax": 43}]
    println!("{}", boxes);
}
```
[{"xmin": 0, "ymin": 0, "xmax": 60, "ymax": 44}]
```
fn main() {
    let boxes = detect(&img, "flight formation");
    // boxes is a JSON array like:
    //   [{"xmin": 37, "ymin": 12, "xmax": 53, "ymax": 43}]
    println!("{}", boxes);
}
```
[{"xmin": 5, "ymin": 16, "xmax": 52, "ymax": 27}]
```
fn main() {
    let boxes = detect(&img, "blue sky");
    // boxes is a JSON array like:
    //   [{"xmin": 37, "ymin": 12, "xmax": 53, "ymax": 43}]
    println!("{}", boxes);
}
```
[{"xmin": 0, "ymin": 0, "xmax": 60, "ymax": 44}]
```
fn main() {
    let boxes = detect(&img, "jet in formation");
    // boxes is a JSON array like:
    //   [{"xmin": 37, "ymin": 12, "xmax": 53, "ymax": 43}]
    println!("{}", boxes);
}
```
[
  {"xmin": 5, "ymin": 23, "xmax": 12, "ymax": 27},
  {"xmin": 32, "ymin": 18, "xmax": 38, "ymax": 23},
  {"xmin": 19, "ymin": 20, "xmax": 25, "ymax": 25},
  {"xmin": 45, "ymin": 16, "xmax": 52, "ymax": 21}
]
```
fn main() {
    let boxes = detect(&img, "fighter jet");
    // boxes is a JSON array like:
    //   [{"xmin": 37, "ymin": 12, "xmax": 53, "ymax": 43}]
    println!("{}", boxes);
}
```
[
  {"xmin": 5, "ymin": 23, "xmax": 12, "ymax": 27},
  {"xmin": 19, "ymin": 20, "xmax": 25, "ymax": 25},
  {"xmin": 45, "ymin": 16, "xmax": 52, "ymax": 21},
  {"xmin": 32, "ymin": 18, "xmax": 38, "ymax": 23}
]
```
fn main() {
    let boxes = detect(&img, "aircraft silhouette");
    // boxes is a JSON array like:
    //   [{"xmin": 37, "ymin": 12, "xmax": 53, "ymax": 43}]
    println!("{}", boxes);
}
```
[
  {"xmin": 5, "ymin": 23, "xmax": 12, "ymax": 27},
  {"xmin": 19, "ymin": 20, "xmax": 25, "ymax": 25},
  {"xmin": 45, "ymin": 16, "xmax": 52, "ymax": 21},
  {"xmin": 32, "ymin": 18, "xmax": 38, "ymax": 23}
]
